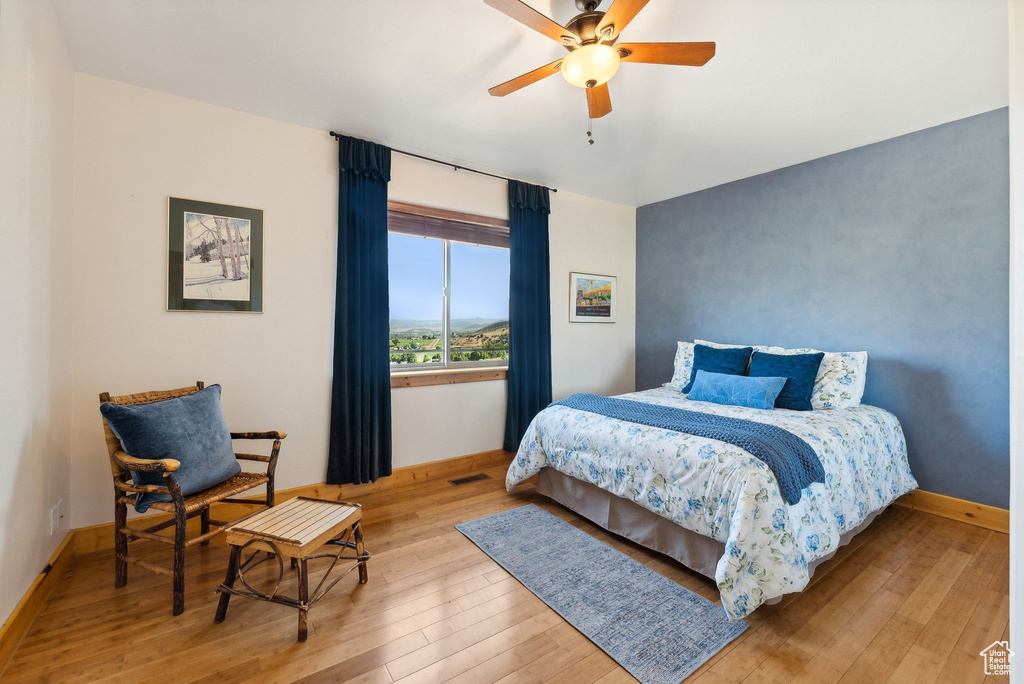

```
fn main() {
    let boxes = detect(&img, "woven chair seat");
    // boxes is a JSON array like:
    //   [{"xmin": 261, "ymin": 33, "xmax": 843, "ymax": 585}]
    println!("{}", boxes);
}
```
[{"xmin": 146, "ymin": 471, "xmax": 270, "ymax": 514}]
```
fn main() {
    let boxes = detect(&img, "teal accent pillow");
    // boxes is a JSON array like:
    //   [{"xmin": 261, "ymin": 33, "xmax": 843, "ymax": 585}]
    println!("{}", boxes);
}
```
[
  {"xmin": 687, "ymin": 370, "xmax": 788, "ymax": 410},
  {"xmin": 748, "ymin": 351, "xmax": 825, "ymax": 411},
  {"xmin": 681, "ymin": 344, "xmax": 753, "ymax": 394},
  {"xmin": 100, "ymin": 385, "xmax": 240, "ymax": 512}
]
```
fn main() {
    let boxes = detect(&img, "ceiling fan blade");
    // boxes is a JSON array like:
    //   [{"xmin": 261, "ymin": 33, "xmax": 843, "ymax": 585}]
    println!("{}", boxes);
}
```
[
  {"xmin": 596, "ymin": 0, "xmax": 650, "ymax": 42},
  {"xmin": 488, "ymin": 58, "xmax": 564, "ymax": 97},
  {"xmin": 586, "ymin": 83, "xmax": 612, "ymax": 118},
  {"xmin": 484, "ymin": 0, "xmax": 580, "ymax": 46},
  {"xmin": 616, "ymin": 42, "xmax": 716, "ymax": 66}
]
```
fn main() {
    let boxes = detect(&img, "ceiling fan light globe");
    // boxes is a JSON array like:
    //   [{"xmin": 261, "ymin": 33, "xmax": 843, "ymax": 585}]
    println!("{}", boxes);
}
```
[{"xmin": 561, "ymin": 43, "xmax": 620, "ymax": 88}]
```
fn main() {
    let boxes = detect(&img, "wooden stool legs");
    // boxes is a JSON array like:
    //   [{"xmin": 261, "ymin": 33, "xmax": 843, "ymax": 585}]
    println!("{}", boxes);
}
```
[
  {"xmin": 214, "ymin": 500, "xmax": 367, "ymax": 642},
  {"xmin": 297, "ymin": 559, "xmax": 309, "ymax": 642},
  {"xmin": 214, "ymin": 546, "xmax": 242, "ymax": 623},
  {"xmin": 355, "ymin": 522, "xmax": 368, "ymax": 584},
  {"xmin": 299, "ymin": 561, "xmax": 309, "ymax": 643}
]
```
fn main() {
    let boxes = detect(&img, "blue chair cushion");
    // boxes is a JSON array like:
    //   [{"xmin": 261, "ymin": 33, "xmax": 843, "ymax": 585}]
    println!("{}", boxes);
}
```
[
  {"xmin": 748, "ymin": 351, "xmax": 825, "ymax": 411},
  {"xmin": 681, "ymin": 344, "xmax": 754, "ymax": 394},
  {"xmin": 687, "ymin": 370, "xmax": 788, "ymax": 410},
  {"xmin": 100, "ymin": 385, "xmax": 240, "ymax": 513}
]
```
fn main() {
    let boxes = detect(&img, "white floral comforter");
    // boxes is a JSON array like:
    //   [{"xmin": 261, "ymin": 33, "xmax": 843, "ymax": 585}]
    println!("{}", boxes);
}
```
[{"xmin": 506, "ymin": 387, "xmax": 917, "ymax": 619}]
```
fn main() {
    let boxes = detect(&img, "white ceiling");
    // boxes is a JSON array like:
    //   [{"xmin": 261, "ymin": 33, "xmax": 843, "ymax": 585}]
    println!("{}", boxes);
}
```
[{"xmin": 52, "ymin": 0, "xmax": 1008, "ymax": 207}]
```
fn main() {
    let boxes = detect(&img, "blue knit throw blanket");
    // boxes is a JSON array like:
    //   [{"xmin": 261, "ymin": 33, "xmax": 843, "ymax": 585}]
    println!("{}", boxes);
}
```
[{"xmin": 552, "ymin": 393, "xmax": 824, "ymax": 505}]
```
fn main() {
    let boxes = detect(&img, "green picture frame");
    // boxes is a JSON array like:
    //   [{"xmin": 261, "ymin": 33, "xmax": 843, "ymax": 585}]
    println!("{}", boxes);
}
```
[{"xmin": 167, "ymin": 197, "xmax": 264, "ymax": 312}]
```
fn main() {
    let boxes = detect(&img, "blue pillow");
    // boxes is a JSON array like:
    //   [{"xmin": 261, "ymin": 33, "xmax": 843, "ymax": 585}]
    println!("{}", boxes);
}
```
[
  {"xmin": 100, "ymin": 385, "xmax": 240, "ymax": 512},
  {"xmin": 747, "ymin": 351, "xmax": 825, "ymax": 411},
  {"xmin": 687, "ymin": 370, "xmax": 788, "ymax": 410},
  {"xmin": 682, "ymin": 344, "xmax": 753, "ymax": 394}
]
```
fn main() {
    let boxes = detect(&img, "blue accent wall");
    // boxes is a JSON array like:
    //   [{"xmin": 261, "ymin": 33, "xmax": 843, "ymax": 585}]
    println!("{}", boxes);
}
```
[{"xmin": 635, "ymin": 109, "xmax": 1009, "ymax": 508}]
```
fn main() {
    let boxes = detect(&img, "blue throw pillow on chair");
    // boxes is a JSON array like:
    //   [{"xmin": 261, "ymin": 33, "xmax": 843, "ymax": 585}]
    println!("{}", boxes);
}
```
[
  {"xmin": 100, "ymin": 384, "xmax": 240, "ymax": 512},
  {"xmin": 688, "ymin": 370, "xmax": 788, "ymax": 410},
  {"xmin": 682, "ymin": 344, "xmax": 754, "ymax": 394},
  {"xmin": 748, "ymin": 351, "xmax": 825, "ymax": 411}
]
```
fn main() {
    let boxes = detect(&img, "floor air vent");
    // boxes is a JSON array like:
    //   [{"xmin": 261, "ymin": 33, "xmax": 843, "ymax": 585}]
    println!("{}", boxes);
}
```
[{"xmin": 448, "ymin": 473, "xmax": 491, "ymax": 486}]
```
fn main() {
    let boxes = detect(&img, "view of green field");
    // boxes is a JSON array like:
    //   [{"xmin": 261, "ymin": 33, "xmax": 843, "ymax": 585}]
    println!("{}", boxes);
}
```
[{"xmin": 389, "ymin": 319, "xmax": 508, "ymax": 365}]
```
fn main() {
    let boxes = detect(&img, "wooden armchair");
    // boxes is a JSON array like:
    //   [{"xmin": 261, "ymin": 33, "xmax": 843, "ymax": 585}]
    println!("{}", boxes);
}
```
[{"xmin": 99, "ymin": 381, "xmax": 286, "ymax": 615}]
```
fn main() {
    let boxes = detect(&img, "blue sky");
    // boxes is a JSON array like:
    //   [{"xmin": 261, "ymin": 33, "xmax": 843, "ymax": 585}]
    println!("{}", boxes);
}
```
[{"xmin": 387, "ymin": 234, "xmax": 509, "ymax": 320}]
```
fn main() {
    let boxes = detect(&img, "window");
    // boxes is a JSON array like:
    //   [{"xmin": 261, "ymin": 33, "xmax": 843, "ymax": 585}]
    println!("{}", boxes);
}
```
[
  {"xmin": 387, "ymin": 234, "xmax": 444, "ymax": 366},
  {"xmin": 387, "ymin": 203, "xmax": 509, "ymax": 370},
  {"xmin": 449, "ymin": 242, "xmax": 510, "ymax": 364}
]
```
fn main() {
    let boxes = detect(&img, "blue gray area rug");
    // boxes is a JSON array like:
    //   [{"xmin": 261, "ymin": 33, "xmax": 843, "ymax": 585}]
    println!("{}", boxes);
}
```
[{"xmin": 456, "ymin": 504, "xmax": 747, "ymax": 684}]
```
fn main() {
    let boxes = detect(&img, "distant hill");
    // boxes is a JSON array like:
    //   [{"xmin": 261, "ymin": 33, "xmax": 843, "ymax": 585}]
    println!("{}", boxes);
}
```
[
  {"xmin": 389, "ymin": 319, "xmax": 441, "ymax": 334},
  {"xmin": 473, "ymin": 321, "xmax": 508, "ymax": 334},
  {"xmin": 390, "ymin": 318, "xmax": 504, "ymax": 334},
  {"xmin": 451, "ymin": 318, "xmax": 504, "ymax": 332}
]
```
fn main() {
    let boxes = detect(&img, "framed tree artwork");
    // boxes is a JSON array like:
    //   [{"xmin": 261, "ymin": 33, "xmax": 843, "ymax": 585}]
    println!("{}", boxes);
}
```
[
  {"xmin": 167, "ymin": 197, "xmax": 264, "ymax": 312},
  {"xmin": 569, "ymin": 272, "xmax": 616, "ymax": 323}
]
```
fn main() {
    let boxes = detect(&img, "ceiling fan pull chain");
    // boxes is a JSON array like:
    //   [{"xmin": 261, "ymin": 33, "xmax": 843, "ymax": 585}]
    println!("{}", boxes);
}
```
[{"xmin": 587, "ymin": 116, "xmax": 595, "ymax": 145}]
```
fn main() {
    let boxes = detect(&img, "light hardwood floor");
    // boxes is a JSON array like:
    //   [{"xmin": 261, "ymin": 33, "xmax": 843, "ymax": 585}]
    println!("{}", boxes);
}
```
[{"xmin": 3, "ymin": 463, "xmax": 1010, "ymax": 683}]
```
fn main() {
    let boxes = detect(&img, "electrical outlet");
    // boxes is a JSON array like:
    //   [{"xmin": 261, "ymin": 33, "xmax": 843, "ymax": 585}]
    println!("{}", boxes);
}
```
[{"xmin": 50, "ymin": 500, "xmax": 63, "ymax": 535}]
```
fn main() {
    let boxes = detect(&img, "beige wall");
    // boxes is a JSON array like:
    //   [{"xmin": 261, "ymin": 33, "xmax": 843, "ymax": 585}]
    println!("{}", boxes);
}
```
[
  {"xmin": 0, "ymin": 0, "xmax": 74, "ymax": 623},
  {"xmin": 548, "ymin": 190, "xmax": 636, "ymax": 400},
  {"xmin": 1009, "ymin": 0, "xmax": 1023, "ymax": 668},
  {"xmin": 70, "ymin": 74, "xmax": 636, "ymax": 527}
]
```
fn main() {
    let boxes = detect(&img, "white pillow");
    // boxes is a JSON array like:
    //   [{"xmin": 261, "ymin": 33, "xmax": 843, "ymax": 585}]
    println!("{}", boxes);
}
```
[
  {"xmin": 768, "ymin": 347, "xmax": 867, "ymax": 409},
  {"xmin": 669, "ymin": 339, "xmax": 757, "ymax": 391},
  {"xmin": 694, "ymin": 339, "xmax": 753, "ymax": 350},
  {"xmin": 696, "ymin": 339, "xmax": 867, "ymax": 410},
  {"xmin": 665, "ymin": 341, "xmax": 695, "ymax": 391}
]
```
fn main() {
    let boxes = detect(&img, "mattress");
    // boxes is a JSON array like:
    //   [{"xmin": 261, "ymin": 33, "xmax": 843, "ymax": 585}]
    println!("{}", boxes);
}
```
[{"xmin": 506, "ymin": 387, "xmax": 918, "ymax": 619}]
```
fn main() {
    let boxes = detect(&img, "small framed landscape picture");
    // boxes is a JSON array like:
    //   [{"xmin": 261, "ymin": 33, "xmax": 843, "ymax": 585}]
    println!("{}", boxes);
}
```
[
  {"xmin": 569, "ymin": 272, "xmax": 616, "ymax": 323},
  {"xmin": 167, "ymin": 197, "xmax": 264, "ymax": 312}
]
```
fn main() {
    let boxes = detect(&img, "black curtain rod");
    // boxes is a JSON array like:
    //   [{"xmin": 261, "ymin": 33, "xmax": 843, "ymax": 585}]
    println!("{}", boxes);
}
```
[{"xmin": 329, "ymin": 131, "xmax": 556, "ymax": 193}]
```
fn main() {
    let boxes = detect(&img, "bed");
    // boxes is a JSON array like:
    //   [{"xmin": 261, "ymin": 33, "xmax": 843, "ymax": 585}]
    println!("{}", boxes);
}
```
[{"xmin": 505, "ymin": 386, "xmax": 918, "ymax": 620}]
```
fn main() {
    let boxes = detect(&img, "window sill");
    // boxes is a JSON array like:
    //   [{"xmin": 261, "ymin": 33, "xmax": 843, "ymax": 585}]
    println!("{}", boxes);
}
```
[{"xmin": 391, "ymin": 367, "xmax": 507, "ymax": 388}]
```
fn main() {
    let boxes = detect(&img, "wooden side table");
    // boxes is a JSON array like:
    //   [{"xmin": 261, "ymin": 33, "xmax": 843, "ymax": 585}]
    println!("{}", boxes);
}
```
[{"xmin": 213, "ymin": 496, "xmax": 369, "ymax": 641}]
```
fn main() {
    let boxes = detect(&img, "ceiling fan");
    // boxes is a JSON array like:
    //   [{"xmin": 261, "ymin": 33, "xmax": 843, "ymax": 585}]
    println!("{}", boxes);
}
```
[{"xmin": 485, "ymin": 0, "xmax": 715, "ymax": 124}]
